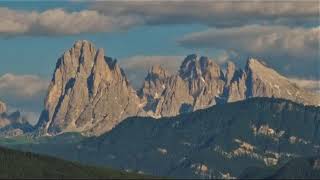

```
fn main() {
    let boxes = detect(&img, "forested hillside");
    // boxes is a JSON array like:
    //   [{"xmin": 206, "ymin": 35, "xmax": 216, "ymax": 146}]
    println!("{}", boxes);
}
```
[{"xmin": 0, "ymin": 146, "xmax": 151, "ymax": 179}]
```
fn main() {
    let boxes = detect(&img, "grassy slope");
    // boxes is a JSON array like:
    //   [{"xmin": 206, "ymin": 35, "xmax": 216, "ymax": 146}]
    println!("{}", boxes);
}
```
[{"xmin": 0, "ymin": 146, "xmax": 150, "ymax": 179}]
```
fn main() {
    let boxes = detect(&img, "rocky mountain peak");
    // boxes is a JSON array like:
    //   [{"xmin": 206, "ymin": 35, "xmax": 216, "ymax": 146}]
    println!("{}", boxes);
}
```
[
  {"xmin": 139, "ymin": 65, "xmax": 170, "ymax": 112},
  {"xmin": 73, "ymin": 40, "xmax": 96, "ymax": 55},
  {"xmin": 139, "ymin": 54, "xmax": 226, "ymax": 117},
  {"xmin": 73, "ymin": 40, "xmax": 96, "ymax": 73},
  {"xmin": 36, "ymin": 40, "xmax": 140, "ymax": 136},
  {"xmin": 149, "ymin": 65, "xmax": 168, "ymax": 78},
  {"xmin": 244, "ymin": 58, "xmax": 320, "ymax": 105},
  {"xmin": 179, "ymin": 54, "xmax": 222, "ymax": 80},
  {"xmin": 179, "ymin": 54, "xmax": 200, "ymax": 79},
  {"xmin": 246, "ymin": 58, "xmax": 271, "ymax": 74},
  {"xmin": 142, "ymin": 65, "xmax": 169, "ymax": 85}
]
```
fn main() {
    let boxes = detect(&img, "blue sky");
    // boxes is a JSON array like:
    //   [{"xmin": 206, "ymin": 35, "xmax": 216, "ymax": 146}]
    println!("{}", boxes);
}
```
[
  {"xmin": 0, "ymin": 1, "xmax": 318, "ymax": 123},
  {"xmin": 0, "ymin": 24, "xmax": 212, "ymax": 77},
  {"xmin": 0, "ymin": 2, "xmax": 213, "ymax": 78}
]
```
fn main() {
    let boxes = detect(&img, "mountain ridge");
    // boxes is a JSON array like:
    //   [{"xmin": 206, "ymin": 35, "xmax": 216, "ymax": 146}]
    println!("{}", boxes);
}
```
[
  {"xmin": 6, "ymin": 97, "xmax": 320, "ymax": 179},
  {"xmin": 139, "ymin": 54, "xmax": 320, "ymax": 117},
  {"xmin": 35, "ymin": 40, "xmax": 320, "ymax": 136}
]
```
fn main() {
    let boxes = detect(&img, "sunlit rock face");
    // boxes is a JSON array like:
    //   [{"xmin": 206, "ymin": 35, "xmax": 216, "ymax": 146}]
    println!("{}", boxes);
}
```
[
  {"xmin": 139, "ymin": 55, "xmax": 226, "ymax": 117},
  {"xmin": 139, "ymin": 55, "xmax": 320, "ymax": 118},
  {"xmin": 245, "ymin": 58, "xmax": 320, "ymax": 105},
  {"xmin": 36, "ymin": 40, "xmax": 141, "ymax": 136}
]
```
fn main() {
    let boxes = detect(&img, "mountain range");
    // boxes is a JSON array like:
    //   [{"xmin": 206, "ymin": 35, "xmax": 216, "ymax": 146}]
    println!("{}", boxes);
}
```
[{"xmin": 33, "ymin": 40, "xmax": 319, "ymax": 136}]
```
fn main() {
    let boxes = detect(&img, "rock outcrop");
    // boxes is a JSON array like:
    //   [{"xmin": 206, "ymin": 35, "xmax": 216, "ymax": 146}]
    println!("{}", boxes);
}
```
[{"xmin": 36, "ymin": 40, "xmax": 141, "ymax": 136}]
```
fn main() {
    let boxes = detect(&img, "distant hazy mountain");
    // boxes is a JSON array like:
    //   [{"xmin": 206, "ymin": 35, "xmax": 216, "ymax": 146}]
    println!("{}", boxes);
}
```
[
  {"xmin": 11, "ymin": 98, "xmax": 320, "ymax": 179},
  {"xmin": 0, "ymin": 146, "xmax": 150, "ymax": 179},
  {"xmin": 0, "ymin": 100, "xmax": 33, "ymax": 137},
  {"xmin": 35, "ymin": 40, "xmax": 319, "ymax": 136}
]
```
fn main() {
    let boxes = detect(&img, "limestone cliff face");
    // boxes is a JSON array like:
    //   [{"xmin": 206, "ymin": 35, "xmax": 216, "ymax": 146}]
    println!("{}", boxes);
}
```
[
  {"xmin": 36, "ymin": 40, "xmax": 140, "ymax": 136},
  {"xmin": 139, "ymin": 54, "xmax": 226, "ymax": 117},
  {"xmin": 138, "ymin": 65, "xmax": 170, "ymax": 117},
  {"xmin": 139, "ymin": 56, "xmax": 320, "ymax": 118},
  {"xmin": 223, "ymin": 62, "xmax": 247, "ymax": 102}
]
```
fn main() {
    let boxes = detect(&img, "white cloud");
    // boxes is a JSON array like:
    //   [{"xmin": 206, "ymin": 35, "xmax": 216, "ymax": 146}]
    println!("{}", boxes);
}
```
[
  {"xmin": 6, "ymin": 106, "xmax": 40, "ymax": 125},
  {"xmin": 21, "ymin": 111, "xmax": 40, "ymax": 125},
  {"xmin": 0, "ymin": 1, "xmax": 318, "ymax": 36},
  {"xmin": 289, "ymin": 78, "xmax": 320, "ymax": 94},
  {"xmin": 214, "ymin": 50, "xmax": 240, "ymax": 65},
  {"xmin": 92, "ymin": 1, "xmax": 319, "ymax": 27},
  {"xmin": 0, "ymin": 73, "xmax": 49, "ymax": 98},
  {"xmin": 120, "ymin": 55, "xmax": 184, "ymax": 88},
  {"xmin": 179, "ymin": 25, "xmax": 319, "ymax": 59},
  {"xmin": 178, "ymin": 25, "xmax": 320, "ymax": 79},
  {"xmin": 121, "ymin": 55, "xmax": 184, "ymax": 73},
  {"xmin": 120, "ymin": 54, "xmax": 238, "ymax": 88},
  {"xmin": 0, "ymin": 74, "xmax": 49, "ymax": 118},
  {"xmin": 0, "ymin": 7, "xmax": 142, "ymax": 36}
]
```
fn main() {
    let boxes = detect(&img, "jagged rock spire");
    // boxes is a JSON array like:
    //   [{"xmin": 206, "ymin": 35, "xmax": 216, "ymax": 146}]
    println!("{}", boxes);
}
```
[
  {"xmin": 139, "ymin": 55, "xmax": 319, "ymax": 119},
  {"xmin": 36, "ymin": 40, "xmax": 141, "ymax": 136}
]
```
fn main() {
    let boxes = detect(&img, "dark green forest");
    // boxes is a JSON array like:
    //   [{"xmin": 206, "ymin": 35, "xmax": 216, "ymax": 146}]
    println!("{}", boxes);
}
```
[{"xmin": 0, "ymin": 146, "xmax": 151, "ymax": 179}]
